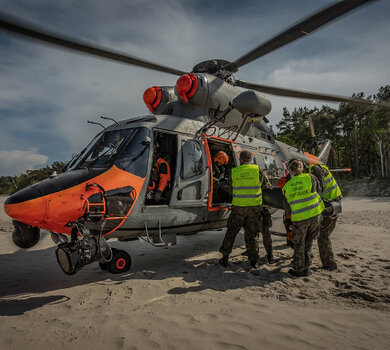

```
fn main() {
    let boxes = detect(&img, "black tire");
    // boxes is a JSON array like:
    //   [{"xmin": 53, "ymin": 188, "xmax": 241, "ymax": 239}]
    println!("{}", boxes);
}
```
[
  {"xmin": 99, "ymin": 262, "xmax": 108, "ymax": 271},
  {"xmin": 107, "ymin": 249, "xmax": 131, "ymax": 274},
  {"xmin": 12, "ymin": 221, "xmax": 40, "ymax": 248}
]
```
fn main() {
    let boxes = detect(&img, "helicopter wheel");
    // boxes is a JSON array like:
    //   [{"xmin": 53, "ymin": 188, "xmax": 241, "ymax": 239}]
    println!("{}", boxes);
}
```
[
  {"xmin": 99, "ymin": 262, "xmax": 108, "ymax": 271},
  {"xmin": 107, "ymin": 248, "xmax": 132, "ymax": 274}
]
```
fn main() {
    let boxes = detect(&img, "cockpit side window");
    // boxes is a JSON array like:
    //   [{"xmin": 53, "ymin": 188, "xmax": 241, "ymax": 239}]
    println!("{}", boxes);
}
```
[
  {"xmin": 72, "ymin": 129, "xmax": 132, "ymax": 169},
  {"xmin": 115, "ymin": 128, "xmax": 150, "ymax": 178}
]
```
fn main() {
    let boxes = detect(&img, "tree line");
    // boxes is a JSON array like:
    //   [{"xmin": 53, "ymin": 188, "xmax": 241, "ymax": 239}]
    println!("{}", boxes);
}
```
[
  {"xmin": 0, "ymin": 162, "xmax": 66, "ymax": 195},
  {"xmin": 276, "ymin": 86, "xmax": 390, "ymax": 179},
  {"xmin": 0, "ymin": 85, "xmax": 388, "ymax": 195}
]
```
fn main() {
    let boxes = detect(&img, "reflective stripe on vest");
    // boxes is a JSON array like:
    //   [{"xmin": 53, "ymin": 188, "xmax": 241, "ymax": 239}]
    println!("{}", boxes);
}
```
[
  {"xmin": 282, "ymin": 173, "xmax": 324, "ymax": 221},
  {"xmin": 309, "ymin": 164, "xmax": 341, "ymax": 200},
  {"xmin": 231, "ymin": 164, "xmax": 262, "ymax": 207}
]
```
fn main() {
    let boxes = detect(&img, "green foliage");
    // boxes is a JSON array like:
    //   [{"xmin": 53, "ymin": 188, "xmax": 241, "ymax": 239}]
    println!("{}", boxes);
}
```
[
  {"xmin": 275, "ymin": 86, "xmax": 390, "ymax": 179},
  {"xmin": 0, "ymin": 161, "xmax": 66, "ymax": 195}
]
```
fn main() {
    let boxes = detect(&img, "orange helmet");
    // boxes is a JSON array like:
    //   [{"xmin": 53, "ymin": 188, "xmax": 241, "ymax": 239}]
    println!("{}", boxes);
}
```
[{"xmin": 213, "ymin": 151, "xmax": 229, "ymax": 165}]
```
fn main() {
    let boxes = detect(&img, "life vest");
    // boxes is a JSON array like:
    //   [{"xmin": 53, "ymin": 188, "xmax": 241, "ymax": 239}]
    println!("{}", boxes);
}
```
[
  {"xmin": 148, "ymin": 157, "xmax": 171, "ymax": 192},
  {"xmin": 231, "ymin": 164, "xmax": 262, "ymax": 207},
  {"xmin": 282, "ymin": 173, "xmax": 324, "ymax": 222},
  {"xmin": 309, "ymin": 164, "xmax": 341, "ymax": 200}
]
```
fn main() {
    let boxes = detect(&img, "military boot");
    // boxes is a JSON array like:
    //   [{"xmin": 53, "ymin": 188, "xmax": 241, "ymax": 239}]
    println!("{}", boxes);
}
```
[
  {"xmin": 322, "ymin": 263, "xmax": 338, "ymax": 271},
  {"xmin": 288, "ymin": 269, "xmax": 304, "ymax": 277},
  {"xmin": 241, "ymin": 250, "xmax": 249, "ymax": 256},
  {"xmin": 266, "ymin": 251, "xmax": 275, "ymax": 264},
  {"xmin": 219, "ymin": 254, "xmax": 229, "ymax": 267},
  {"xmin": 250, "ymin": 260, "xmax": 259, "ymax": 269}
]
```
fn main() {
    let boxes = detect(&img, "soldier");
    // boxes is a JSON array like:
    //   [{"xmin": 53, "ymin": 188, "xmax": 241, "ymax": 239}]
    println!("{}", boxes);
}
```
[
  {"xmin": 243, "ymin": 181, "xmax": 274, "ymax": 264},
  {"xmin": 308, "ymin": 163, "xmax": 342, "ymax": 270},
  {"xmin": 283, "ymin": 159, "xmax": 324, "ymax": 277},
  {"xmin": 277, "ymin": 174, "xmax": 293, "ymax": 248},
  {"xmin": 260, "ymin": 206, "xmax": 274, "ymax": 263},
  {"xmin": 219, "ymin": 150, "xmax": 266, "ymax": 269}
]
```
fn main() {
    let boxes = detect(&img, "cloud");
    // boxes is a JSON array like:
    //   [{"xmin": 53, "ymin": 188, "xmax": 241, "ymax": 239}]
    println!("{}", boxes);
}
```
[
  {"xmin": 0, "ymin": 150, "xmax": 48, "ymax": 176},
  {"xmin": 0, "ymin": 0, "xmax": 388, "ymax": 176}
]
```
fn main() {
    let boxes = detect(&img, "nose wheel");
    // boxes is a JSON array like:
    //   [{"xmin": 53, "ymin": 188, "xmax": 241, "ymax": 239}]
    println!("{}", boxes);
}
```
[{"xmin": 99, "ymin": 248, "xmax": 131, "ymax": 274}]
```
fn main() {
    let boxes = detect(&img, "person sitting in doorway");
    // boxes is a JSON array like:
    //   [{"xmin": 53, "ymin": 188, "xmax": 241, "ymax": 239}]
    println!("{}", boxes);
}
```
[
  {"xmin": 147, "ymin": 141, "xmax": 171, "ymax": 203},
  {"xmin": 212, "ymin": 151, "xmax": 230, "ymax": 203}
]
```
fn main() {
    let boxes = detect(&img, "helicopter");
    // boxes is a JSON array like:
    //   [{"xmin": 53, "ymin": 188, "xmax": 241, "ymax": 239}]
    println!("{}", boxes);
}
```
[{"xmin": 2, "ymin": 0, "xmax": 390, "ymax": 276}]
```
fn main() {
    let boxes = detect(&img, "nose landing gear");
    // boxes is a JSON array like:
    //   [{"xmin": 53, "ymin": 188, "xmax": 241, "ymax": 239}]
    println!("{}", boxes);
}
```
[{"xmin": 99, "ymin": 248, "xmax": 132, "ymax": 274}]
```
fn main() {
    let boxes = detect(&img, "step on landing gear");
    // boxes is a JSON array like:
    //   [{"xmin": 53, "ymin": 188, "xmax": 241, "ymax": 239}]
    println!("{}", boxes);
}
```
[{"xmin": 99, "ymin": 248, "xmax": 132, "ymax": 274}]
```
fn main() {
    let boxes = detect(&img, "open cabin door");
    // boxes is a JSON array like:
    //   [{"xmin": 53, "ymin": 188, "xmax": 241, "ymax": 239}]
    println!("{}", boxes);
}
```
[
  {"xmin": 202, "ymin": 135, "xmax": 239, "ymax": 210},
  {"xmin": 170, "ymin": 136, "xmax": 209, "ymax": 208}
]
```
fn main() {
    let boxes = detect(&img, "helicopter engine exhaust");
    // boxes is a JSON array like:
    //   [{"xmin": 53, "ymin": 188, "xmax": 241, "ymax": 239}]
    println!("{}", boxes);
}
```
[
  {"xmin": 176, "ymin": 73, "xmax": 198, "ymax": 103},
  {"xmin": 55, "ymin": 230, "xmax": 111, "ymax": 275},
  {"xmin": 143, "ymin": 86, "xmax": 179, "ymax": 114},
  {"xmin": 12, "ymin": 220, "xmax": 40, "ymax": 248}
]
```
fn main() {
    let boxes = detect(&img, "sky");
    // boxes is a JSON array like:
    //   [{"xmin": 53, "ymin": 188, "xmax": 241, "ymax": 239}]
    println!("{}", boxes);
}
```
[{"xmin": 0, "ymin": 0, "xmax": 389, "ymax": 176}]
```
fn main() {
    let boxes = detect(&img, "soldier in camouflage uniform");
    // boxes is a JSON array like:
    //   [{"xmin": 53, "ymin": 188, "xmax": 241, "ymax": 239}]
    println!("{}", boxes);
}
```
[
  {"xmin": 219, "ymin": 150, "xmax": 266, "ymax": 269},
  {"xmin": 220, "ymin": 205, "xmax": 263, "ymax": 266},
  {"xmin": 241, "ymin": 168, "xmax": 274, "ymax": 263},
  {"xmin": 307, "ymin": 163, "xmax": 341, "ymax": 270},
  {"xmin": 243, "ymin": 204, "xmax": 274, "ymax": 263},
  {"xmin": 283, "ymin": 160, "xmax": 324, "ymax": 277},
  {"xmin": 319, "ymin": 214, "xmax": 338, "ymax": 269}
]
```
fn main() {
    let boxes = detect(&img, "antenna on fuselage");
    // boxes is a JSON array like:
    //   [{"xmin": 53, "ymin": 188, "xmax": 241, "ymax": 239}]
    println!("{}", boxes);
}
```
[
  {"xmin": 101, "ymin": 115, "xmax": 120, "ymax": 125},
  {"xmin": 87, "ymin": 120, "xmax": 105, "ymax": 129}
]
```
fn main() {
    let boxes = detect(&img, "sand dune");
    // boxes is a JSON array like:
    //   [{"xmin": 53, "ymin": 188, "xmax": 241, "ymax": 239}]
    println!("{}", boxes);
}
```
[{"xmin": 0, "ymin": 196, "xmax": 389, "ymax": 350}]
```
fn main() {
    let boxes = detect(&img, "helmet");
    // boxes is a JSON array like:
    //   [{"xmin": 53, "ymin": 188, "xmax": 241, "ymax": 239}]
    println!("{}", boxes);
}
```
[{"xmin": 213, "ymin": 151, "xmax": 229, "ymax": 165}]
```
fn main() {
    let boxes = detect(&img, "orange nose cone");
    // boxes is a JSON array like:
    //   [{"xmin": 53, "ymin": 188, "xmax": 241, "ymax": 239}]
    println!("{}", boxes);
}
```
[
  {"xmin": 4, "ymin": 196, "xmax": 47, "ymax": 226},
  {"xmin": 143, "ymin": 86, "xmax": 162, "ymax": 112}
]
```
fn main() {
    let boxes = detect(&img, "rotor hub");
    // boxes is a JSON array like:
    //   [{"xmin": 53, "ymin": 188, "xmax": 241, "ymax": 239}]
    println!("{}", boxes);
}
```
[{"xmin": 192, "ymin": 59, "xmax": 234, "ymax": 80}]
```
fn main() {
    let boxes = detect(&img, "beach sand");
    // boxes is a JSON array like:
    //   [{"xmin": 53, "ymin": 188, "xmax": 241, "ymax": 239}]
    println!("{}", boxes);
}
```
[{"xmin": 0, "ymin": 196, "xmax": 389, "ymax": 350}]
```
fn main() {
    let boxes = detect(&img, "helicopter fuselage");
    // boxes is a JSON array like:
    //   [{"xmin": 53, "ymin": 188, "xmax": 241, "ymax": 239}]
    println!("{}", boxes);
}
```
[{"xmin": 4, "ymin": 113, "xmax": 321, "ymax": 241}]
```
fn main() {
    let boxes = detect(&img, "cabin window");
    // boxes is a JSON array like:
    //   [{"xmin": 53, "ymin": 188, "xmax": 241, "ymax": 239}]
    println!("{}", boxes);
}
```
[
  {"xmin": 177, "ymin": 182, "xmax": 202, "ymax": 200},
  {"xmin": 181, "ymin": 141, "xmax": 203, "ymax": 179}
]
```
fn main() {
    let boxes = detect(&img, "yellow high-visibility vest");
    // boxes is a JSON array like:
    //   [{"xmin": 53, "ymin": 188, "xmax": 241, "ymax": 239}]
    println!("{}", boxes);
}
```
[
  {"xmin": 231, "ymin": 164, "xmax": 262, "ymax": 207},
  {"xmin": 309, "ymin": 164, "xmax": 341, "ymax": 200},
  {"xmin": 283, "ymin": 173, "xmax": 324, "ymax": 221}
]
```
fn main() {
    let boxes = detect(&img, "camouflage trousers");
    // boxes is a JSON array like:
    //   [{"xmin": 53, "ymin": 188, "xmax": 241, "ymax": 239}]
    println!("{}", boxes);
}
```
[
  {"xmin": 318, "ymin": 215, "xmax": 338, "ymax": 268},
  {"xmin": 219, "ymin": 206, "xmax": 262, "ymax": 262},
  {"xmin": 244, "ymin": 207, "xmax": 273, "ymax": 254},
  {"xmin": 291, "ymin": 214, "xmax": 321, "ymax": 274}
]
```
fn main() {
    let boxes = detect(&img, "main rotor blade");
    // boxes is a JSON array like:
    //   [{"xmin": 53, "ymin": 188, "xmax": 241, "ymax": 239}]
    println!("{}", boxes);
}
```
[
  {"xmin": 234, "ymin": 80, "xmax": 390, "ymax": 111},
  {"xmin": 0, "ymin": 13, "xmax": 186, "ymax": 76},
  {"xmin": 224, "ymin": 0, "xmax": 374, "ymax": 72}
]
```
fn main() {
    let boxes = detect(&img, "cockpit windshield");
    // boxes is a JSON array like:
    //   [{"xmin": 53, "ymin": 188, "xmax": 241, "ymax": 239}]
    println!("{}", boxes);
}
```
[{"xmin": 68, "ymin": 127, "xmax": 151, "ymax": 177}]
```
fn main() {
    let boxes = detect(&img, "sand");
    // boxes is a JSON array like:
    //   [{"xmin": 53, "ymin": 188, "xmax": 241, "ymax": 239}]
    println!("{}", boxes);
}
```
[{"xmin": 0, "ymin": 196, "xmax": 389, "ymax": 350}]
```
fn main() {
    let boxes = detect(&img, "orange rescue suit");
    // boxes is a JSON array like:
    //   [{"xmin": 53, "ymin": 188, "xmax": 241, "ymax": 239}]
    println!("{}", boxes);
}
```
[{"xmin": 148, "ymin": 157, "xmax": 171, "ymax": 192}]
